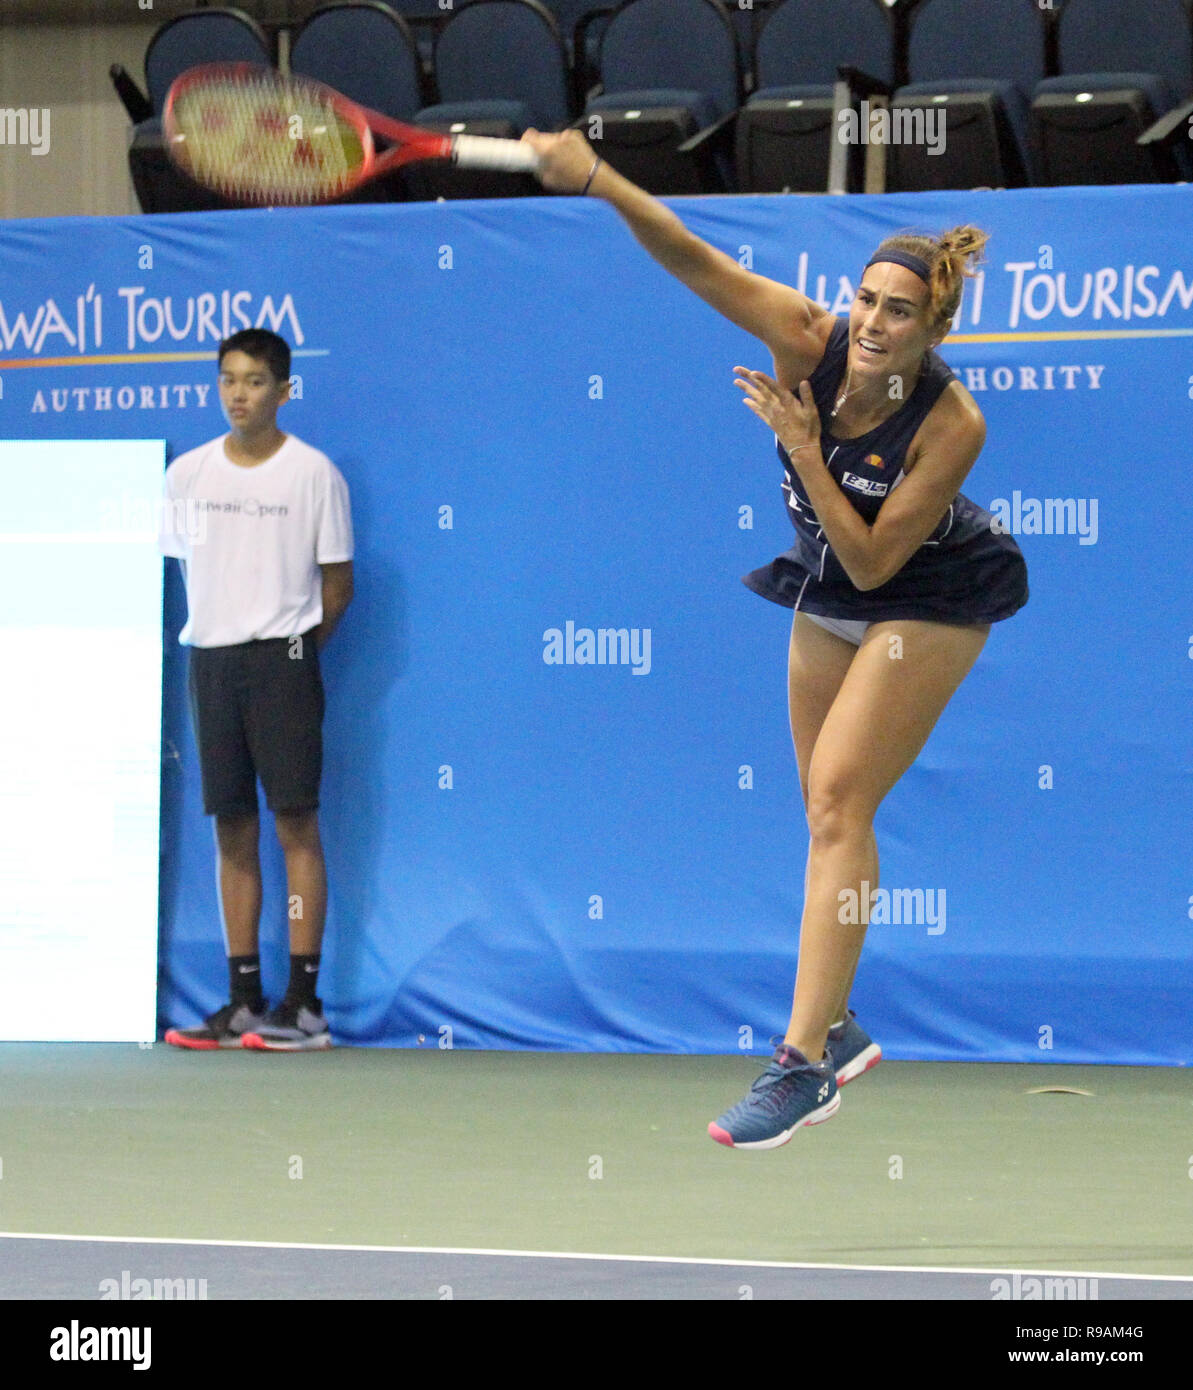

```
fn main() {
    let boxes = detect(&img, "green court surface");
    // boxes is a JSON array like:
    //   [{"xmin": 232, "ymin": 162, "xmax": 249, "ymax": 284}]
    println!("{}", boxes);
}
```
[{"xmin": 0, "ymin": 1044, "xmax": 1189, "ymax": 1278}]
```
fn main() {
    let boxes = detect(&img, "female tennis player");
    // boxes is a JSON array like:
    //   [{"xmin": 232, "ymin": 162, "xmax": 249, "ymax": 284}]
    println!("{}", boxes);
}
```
[{"xmin": 522, "ymin": 130, "xmax": 1028, "ymax": 1150}]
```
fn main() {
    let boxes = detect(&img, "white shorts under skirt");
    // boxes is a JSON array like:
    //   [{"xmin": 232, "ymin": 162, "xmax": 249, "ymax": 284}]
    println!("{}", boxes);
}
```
[{"xmin": 800, "ymin": 612, "xmax": 871, "ymax": 646}]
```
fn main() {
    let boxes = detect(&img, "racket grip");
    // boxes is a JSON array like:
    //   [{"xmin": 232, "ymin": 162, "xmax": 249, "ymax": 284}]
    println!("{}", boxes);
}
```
[{"xmin": 451, "ymin": 135, "xmax": 541, "ymax": 174}]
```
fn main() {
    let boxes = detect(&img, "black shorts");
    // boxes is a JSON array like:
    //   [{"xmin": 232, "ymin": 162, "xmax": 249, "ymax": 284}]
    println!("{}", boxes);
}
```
[{"xmin": 187, "ymin": 631, "xmax": 324, "ymax": 818}]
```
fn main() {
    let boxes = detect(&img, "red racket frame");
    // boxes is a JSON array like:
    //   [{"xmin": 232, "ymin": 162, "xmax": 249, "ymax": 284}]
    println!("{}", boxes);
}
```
[{"xmin": 163, "ymin": 63, "xmax": 463, "ymax": 204}]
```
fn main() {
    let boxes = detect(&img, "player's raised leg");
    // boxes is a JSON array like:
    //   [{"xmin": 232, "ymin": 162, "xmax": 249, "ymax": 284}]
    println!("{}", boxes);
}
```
[
  {"xmin": 710, "ymin": 618, "xmax": 987, "ymax": 1148},
  {"xmin": 786, "ymin": 613, "xmax": 882, "ymax": 1084},
  {"xmin": 784, "ymin": 619, "xmax": 989, "ymax": 1065},
  {"xmin": 707, "ymin": 615, "xmax": 854, "ymax": 1149}
]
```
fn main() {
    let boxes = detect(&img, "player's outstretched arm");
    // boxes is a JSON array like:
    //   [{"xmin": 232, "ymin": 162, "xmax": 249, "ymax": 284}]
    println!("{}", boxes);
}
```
[{"xmin": 522, "ymin": 129, "xmax": 826, "ymax": 365}]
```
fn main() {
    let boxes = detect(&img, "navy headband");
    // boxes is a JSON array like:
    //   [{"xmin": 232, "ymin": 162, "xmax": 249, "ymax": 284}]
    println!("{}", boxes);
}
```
[{"xmin": 864, "ymin": 249, "xmax": 932, "ymax": 284}]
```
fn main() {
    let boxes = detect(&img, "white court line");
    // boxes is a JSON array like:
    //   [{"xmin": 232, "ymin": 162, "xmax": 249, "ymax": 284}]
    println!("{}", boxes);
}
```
[{"xmin": 1, "ymin": 1231, "xmax": 1191, "ymax": 1283}]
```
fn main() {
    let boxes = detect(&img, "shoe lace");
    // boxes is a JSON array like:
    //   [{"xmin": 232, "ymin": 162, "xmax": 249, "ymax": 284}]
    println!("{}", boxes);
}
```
[{"xmin": 747, "ymin": 1060, "xmax": 799, "ymax": 1116}]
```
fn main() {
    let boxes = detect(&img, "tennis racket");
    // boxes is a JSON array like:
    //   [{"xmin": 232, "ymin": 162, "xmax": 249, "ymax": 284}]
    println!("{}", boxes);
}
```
[{"xmin": 162, "ymin": 63, "xmax": 542, "ymax": 205}]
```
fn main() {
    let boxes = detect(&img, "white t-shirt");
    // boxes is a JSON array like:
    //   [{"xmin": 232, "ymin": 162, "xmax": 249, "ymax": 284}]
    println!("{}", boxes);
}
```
[{"xmin": 159, "ymin": 433, "xmax": 354, "ymax": 647}]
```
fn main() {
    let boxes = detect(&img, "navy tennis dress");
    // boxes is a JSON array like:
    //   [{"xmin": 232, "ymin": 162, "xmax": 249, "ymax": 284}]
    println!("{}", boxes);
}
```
[{"xmin": 743, "ymin": 316, "xmax": 1028, "ymax": 624}]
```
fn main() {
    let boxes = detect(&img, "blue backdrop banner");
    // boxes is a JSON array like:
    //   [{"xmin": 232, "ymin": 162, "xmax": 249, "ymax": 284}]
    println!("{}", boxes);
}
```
[{"xmin": 1, "ymin": 184, "xmax": 1190, "ymax": 1062}]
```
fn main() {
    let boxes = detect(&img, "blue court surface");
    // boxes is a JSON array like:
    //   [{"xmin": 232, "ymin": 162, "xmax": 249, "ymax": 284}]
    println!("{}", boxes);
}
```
[{"xmin": 3, "ymin": 1233, "xmax": 1192, "ymax": 1300}]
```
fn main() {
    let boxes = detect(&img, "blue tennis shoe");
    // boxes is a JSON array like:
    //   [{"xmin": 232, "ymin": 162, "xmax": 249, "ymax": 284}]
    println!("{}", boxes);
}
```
[
  {"xmin": 826, "ymin": 1009, "xmax": 882, "ymax": 1085},
  {"xmin": 709, "ymin": 1043, "xmax": 839, "ymax": 1149}
]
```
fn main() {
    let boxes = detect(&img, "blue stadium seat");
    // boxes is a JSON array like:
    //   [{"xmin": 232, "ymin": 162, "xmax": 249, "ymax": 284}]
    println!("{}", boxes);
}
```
[
  {"xmin": 419, "ymin": 0, "xmax": 571, "ymax": 132},
  {"xmin": 290, "ymin": 3, "xmax": 424, "ymax": 121},
  {"xmin": 541, "ymin": 0, "xmax": 614, "ymax": 106},
  {"xmin": 353, "ymin": 0, "xmax": 451, "ymax": 68},
  {"xmin": 584, "ymin": 0, "xmax": 743, "ymax": 193},
  {"xmin": 892, "ymin": 0, "xmax": 1047, "ymax": 190},
  {"xmin": 736, "ymin": 0, "xmax": 894, "ymax": 192},
  {"xmin": 546, "ymin": 0, "xmax": 613, "ymax": 53},
  {"xmin": 1032, "ymin": 0, "xmax": 1193, "ymax": 183},
  {"xmin": 412, "ymin": 1, "xmax": 569, "ymax": 200}
]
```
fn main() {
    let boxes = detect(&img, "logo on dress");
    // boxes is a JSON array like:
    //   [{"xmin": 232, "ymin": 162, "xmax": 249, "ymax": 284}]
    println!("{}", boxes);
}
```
[
  {"xmin": 842, "ymin": 471, "xmax": 889, "ymax": 497},
  {"xmin": 863, "ymin": 453, "xmax": 884, "ymax": 469}
]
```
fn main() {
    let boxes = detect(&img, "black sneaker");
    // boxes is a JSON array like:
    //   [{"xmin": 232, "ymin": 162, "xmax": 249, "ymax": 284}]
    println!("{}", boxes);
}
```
[
  {"xmin": 241, "ymin": 998, "xmax": 332, "ymax": 1051},
  {"xmin": 165, "ymin": 1001, "xmax": 268, "ymax": 1050}
]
